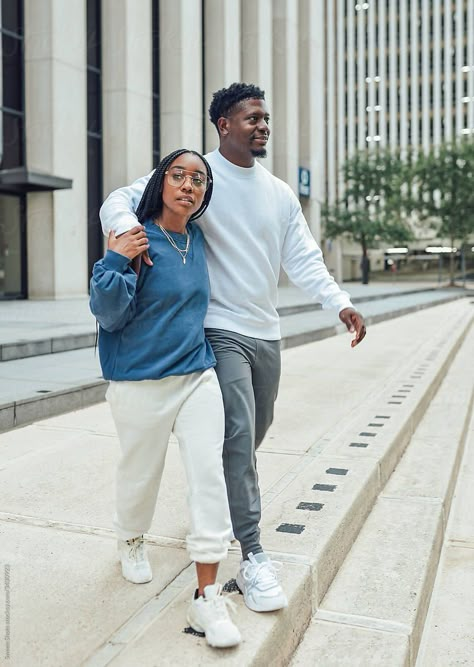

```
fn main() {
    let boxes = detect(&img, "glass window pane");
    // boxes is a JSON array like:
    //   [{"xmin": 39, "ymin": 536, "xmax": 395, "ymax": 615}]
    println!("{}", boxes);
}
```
[
  {"xmin": 0, "ymin": 193, "xmax": 24, "ymax": 298},
  {"xmin": 87, "ymin": 136, "xmax": 102, "ymax": 221},
  {"xmin": 152, "ymin": 0, "xmax": 160, "ymax": 163},
  {"xmin": 1, "ymin": 112, "xmax": 23, "ymax": 167},
  {"xmin": 87, "ymin": 70, "xmax": 101, "ymax": 133},
  {"xmin": 1, "ymin": 0, "xmax": 22, "ymax": 35},
  {"xmin": 153, "ymin": 95, "xmax": 160, "ymax": 159},
  {"xmin": 2, "ymin": 33, "xmax": 23, "ymax": 111},
  {"xmin": 87, "ymin": 136, "xmax": 103, "ymax": 276},
  {"xmin": 87, "ymin": 0, "xmax": 101, "ymax": 68}
]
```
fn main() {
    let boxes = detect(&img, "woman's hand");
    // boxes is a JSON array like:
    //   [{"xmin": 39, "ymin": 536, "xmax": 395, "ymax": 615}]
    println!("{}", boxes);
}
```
[{"xmin": 108, "ymin": 226, "xmax": 149, "ymax": 260}]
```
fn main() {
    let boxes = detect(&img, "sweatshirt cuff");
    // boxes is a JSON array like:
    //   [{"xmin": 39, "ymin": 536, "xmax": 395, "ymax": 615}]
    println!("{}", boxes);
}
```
[
  {"xmin": 337, "ymin": 298, "xmax": 355, "ymax": 314},
  {"xmin": 102, "ymin": 250, "xmax": 132, "ymax": 272}
]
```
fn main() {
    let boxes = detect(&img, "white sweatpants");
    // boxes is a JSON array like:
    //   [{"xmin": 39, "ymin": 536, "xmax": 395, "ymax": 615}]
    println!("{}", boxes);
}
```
[{"xmin": 106, "ymin": 368, "xmax": 231, "ymax": 563}]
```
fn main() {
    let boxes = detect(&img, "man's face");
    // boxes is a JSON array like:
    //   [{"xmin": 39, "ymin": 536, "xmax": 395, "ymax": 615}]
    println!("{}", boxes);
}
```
[{"xmin": 221, "ymin": 98, "xmax": 271, "ymax": 160}]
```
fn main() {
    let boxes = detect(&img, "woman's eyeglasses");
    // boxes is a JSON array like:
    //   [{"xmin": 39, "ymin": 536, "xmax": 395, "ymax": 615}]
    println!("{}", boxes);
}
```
[{"xmin": 165, "ymin": 168, "xmax": 211, "ymax": 191}]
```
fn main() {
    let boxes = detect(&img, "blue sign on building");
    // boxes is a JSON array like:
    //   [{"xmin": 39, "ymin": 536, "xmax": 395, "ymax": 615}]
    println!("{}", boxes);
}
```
[{"xmin": 298, "ymin": 167, "xmax": 311, "ymax": 197}]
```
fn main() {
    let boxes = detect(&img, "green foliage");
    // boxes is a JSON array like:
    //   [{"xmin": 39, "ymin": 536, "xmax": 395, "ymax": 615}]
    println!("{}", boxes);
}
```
[
  {"xmin": 322, "ymin": 148, "xmax": 414, "ymax": 254},
  {"xmin": 410, "ymin": 139, "xmax": 474, "ymax": 284},
  {"xmin": 412, "ymin": 140, "xmax": 474, "ymax": 243},
  {"xmin": 323, "ymin": 140, "xmax": 474, "ymax": 284}
]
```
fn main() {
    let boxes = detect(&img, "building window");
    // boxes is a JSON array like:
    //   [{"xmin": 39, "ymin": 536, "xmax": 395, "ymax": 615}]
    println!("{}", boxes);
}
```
[
  {"xmin": 0, "ymin": 0, "xmax": 26, "ymax": 298},
  {"xmin": 201, "ymin": 0, "xmax": 206, "ymax": 153},
  {"xmin": 152, "ymin": 0, "xmax": 160, "ymax": 165},
  {"xmin": 87, "ymin": 0, "xmax": 103, "ymax": 280},
  {"xmin": 1, "ymin": 0, "xmax": 24, "ymax": 169}
]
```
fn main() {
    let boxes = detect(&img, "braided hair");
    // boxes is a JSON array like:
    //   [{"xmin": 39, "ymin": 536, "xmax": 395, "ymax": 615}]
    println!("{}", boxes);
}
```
[
  {"xmin": 135, "ymin": 149, "xmax": 213, "ymax": 224},
  {"xmin": 209, "ymin": 82, "xmax": 265, "ymax": 132}
]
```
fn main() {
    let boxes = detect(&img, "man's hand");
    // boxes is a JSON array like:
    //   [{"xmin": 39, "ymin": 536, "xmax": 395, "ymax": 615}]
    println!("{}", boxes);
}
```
[
  {"xmin": 108, "ymin": 226, "xmax": 149, "ymax": 260},
  {"xmin": 339, "ymin": 307, "xmax": 366, "ymax": 348}
]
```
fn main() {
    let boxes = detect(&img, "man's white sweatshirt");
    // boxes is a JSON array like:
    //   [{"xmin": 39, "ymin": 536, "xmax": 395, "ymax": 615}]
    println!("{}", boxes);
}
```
[{"xmin": 100, "ymin": 149, "xmax": 353, "ymax": 340}]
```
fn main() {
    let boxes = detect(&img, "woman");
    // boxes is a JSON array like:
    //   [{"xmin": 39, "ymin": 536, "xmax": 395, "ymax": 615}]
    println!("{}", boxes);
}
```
[{"xmin": 90, "ymin": 149, "xmax": 241, "ymax": 649}]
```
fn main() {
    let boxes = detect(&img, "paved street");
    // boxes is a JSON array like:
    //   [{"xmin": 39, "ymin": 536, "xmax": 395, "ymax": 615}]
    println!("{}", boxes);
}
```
[{"xmin": 0, "ymin": 297, "xmax": 472, "ymax": 665}]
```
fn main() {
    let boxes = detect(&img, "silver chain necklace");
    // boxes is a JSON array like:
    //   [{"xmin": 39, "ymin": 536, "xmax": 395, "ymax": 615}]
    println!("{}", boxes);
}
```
[{"xmin": 158, "ymin": 224, "xmax": 191, "ymax": 264}]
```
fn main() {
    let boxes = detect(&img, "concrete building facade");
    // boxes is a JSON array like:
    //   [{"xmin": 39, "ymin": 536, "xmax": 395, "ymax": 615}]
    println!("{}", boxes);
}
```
[
  {"xmin": 0, "ymin": 0, "xmax": 328, "ymax": 300},
  {"xmin": 0, "ymin": 0, "xmax": 472, "ymax": 299}
]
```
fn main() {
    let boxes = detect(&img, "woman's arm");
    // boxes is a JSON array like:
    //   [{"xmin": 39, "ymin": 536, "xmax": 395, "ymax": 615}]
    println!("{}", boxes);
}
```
[
  {"xmin": 89, "ymin": 228, "xmax": 149, "ymax": 331},
  {"xmin": 90, "ymin": 251, "xmax": 138, "ymax": 332}
]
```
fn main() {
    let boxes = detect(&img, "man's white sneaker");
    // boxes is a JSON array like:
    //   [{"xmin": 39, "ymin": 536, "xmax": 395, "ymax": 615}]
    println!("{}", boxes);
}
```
[
  {"xmin": 236, "ymin": 552, "xmax": 288, "ymax": 612},
  {"xmin": 186, "ymin": 583, "xmax": 241, "ymax": 648},
  {"xmin": 118, "ymin": 535, "xmax": 153, "ymax": 584}
]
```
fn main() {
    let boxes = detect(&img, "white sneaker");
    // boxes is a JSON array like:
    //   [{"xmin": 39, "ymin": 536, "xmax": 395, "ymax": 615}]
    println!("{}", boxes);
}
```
[
  {"xmin": 236, "ymin": 552, "xmax": 288, "ymax": 612},
  {"xmin": 117, "ymin": 535, "xmax": 153, "ymax": 584},
  {"xmin": 186, "ymin": 583, "xmax": 241, "ymax": 648}
]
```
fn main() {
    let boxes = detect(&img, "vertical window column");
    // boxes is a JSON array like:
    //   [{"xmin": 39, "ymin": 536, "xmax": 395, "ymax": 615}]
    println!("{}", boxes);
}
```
[
  {"xmin": 201, "ymin": 0, "xmax": 206, "ymax": 154},
  {"xmin": 0, "ymin": 0, "xmax": 26, "ymax": 298},
  {"xmin": 152, "ymin": 0, "xmax": 160, "ymax": 166},
  {"xmin": 86, "ymin": 0, "xmax": 103, "ymax": 280}
]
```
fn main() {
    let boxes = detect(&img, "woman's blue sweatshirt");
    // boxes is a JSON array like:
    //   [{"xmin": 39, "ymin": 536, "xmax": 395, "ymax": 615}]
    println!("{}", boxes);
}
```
[{"xmin": 89, "ymin": 220, "xmax": 215, "ymax": 381}]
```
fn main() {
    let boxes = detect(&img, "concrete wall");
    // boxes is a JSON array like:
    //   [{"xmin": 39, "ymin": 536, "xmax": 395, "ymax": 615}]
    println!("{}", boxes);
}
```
[
  {"xmin": 16, "ymin": 0, "xmax": 474, "ymax": 297},
  {"xmin": 24, "ymin": 0, "xmax": 88, "ymax": 298}
]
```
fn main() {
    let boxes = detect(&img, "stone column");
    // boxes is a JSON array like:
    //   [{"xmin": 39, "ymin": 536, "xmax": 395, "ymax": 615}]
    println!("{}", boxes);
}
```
[
  {"xmin": 203, "ymin": 0, "xmax": 241, "ymax": 153},
  {"xmin": 24, "ymin": 0, "xmax": 88, "ymax": 298},
  {"xmin": 159, "ymin": 0, "xmax": 203, "ymax": 156},
  {"xmin": 298, "ymin": 0, "xmax": 324, "ymax": 246},
  {"xmin": 272, "ymin": 0, "xmax": 298, "ymax": 194},
  {"xmin": 102, "ymin": 0, "xmax": 153, "ymax": 194},
  {"xmin": 241, "ymin": 0, "xmax": 274, "ymax": 171}
]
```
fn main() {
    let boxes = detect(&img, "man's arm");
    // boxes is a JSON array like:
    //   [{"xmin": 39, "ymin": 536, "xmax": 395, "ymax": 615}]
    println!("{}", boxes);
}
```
[
  {"xmin": 281, "ymin": 193, "xmax": 366, "ymax": 346},
  {"xmin": 99, "ymin": 171, "xmax": 154, "ymax": 237}
]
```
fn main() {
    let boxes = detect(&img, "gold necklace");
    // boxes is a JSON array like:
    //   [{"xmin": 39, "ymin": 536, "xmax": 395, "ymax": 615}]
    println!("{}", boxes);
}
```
[{"xmin": 158, "ymin": 224, "xmax": 191, "ymax": 264}]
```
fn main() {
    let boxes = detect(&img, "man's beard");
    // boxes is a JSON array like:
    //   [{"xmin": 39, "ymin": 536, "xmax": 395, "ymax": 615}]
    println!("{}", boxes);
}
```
[{"xmin": 251, "ymin": 148, "xmax": 267, "ymax": 158}]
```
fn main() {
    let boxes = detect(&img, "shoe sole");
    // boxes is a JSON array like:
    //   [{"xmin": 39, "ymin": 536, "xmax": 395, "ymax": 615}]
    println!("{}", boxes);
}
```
[
  {"xmin": 119, "ymin": 561, "xmax": 153, "ymax": 584},
  {"xmin": 185, "ymin": 613, "xmax": 241, "ymax": 648},
  {"xmin": 122, "ymin": 574, "xmax": 153, "ymax": 584}
]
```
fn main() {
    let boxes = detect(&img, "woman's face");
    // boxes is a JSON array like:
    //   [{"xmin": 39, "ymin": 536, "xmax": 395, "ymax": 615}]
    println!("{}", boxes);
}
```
[{"xmin": 162, "ymin": 153, "xmax": 208, "ymax": 219}]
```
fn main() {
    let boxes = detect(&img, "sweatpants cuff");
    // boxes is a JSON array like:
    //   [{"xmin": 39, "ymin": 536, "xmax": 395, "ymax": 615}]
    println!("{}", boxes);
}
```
[{"xmin": 187, "ymin": 537, "xmax": 230, "ymax": 564}]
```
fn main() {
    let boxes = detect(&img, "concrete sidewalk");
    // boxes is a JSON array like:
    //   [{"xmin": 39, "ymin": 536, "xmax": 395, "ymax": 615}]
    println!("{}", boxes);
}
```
[
  {"xmin": 0, "ymin": 298, "xmax": 472, "ymax": 666},
  {"xmin": 0, "ymin": 281, "xmax": 455, "ymax": 355},
  {"xmin": 0, "ymin": 281, "xmax": 471, "ymax": 433}
]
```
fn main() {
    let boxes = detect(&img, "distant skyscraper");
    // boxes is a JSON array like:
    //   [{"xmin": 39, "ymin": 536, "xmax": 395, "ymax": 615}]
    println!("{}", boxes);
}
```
[{"xmin": 324, "ymin": 0, "xmax": 474, "ymax": 204}]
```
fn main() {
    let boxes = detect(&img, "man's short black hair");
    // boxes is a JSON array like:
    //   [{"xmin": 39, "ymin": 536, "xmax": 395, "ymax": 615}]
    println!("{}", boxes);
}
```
[{"xmin": 209, "ymin": 82, "xmax": 265, "ymax": 130}]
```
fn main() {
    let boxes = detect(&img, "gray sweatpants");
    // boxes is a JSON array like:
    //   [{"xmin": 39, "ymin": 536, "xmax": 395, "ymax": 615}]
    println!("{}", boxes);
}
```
[{"xmin": 205, "ymin": 328, "xmax": 281, "ymax": 559}]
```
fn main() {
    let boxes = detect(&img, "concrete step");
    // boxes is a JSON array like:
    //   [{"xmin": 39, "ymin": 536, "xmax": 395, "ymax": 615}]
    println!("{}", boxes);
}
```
[
  {"xmin": 276, "ymin": 285, "xmax": 440, "ymax": 316},
  {"xmin": 280, "ymin": 288, "xmax": 470, "ymax": 348},
  {"xmin": 290, "ymin": 320, "xmax": 474, "ymax": 666},
  {"xmin": 415, "ymin": 410, "xmax": 474, "ymax": 666},
  {"xmin": 0, "ymin": 347, "xmax": 104, "ymax": 433},
  {"xmin": 82, "ymin": 300, "xmax": 472, "ymax": 665},
  {"xmin": 1, "ymin": 288, "xmax": 469, "ymax": 363},
  {"xmin": 0, "ymin": 300, "xmax": 472, "ymax": 666},
  {"xmin": 0, "ymin": 291, "xmax": 471, "ymax": 433}
]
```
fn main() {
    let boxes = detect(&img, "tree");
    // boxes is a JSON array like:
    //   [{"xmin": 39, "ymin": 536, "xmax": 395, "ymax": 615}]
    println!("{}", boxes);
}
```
[
  {"xmin": 411, "ymin": 139, "xmax": 474, "ymax": 285},
  {"xmin": 322, "ymin": 149, "xmax": 414, "ymax": 284}
]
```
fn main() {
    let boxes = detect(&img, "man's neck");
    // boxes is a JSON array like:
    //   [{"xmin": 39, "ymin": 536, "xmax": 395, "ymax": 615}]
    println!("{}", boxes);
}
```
[{"xmin": 218, "ymin": 146, "xmax": 255, "ymax": 168}]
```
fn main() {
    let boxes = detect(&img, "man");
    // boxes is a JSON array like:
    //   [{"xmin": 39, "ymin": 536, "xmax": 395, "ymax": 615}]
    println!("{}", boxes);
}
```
[{"xmin": 100, "ymin": 82, "xmax": 366, "ymax": 614}]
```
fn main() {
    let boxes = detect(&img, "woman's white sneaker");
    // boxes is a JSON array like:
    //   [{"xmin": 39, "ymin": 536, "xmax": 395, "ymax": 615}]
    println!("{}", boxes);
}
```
[
  {"xmin": 118, "ymin": 535, "xmax": 153, "ymax": 584},
  {"xmin": 187, "ymin": 584, "xmax": 241, "ymax": 648},
  {"xmin": 236, "ymin": 552, "xmax": 288, "ymax": 612}
]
